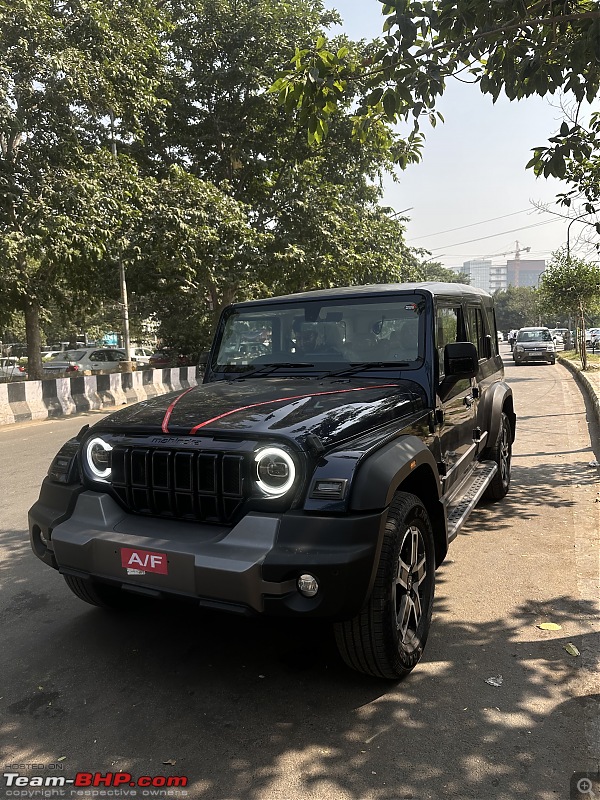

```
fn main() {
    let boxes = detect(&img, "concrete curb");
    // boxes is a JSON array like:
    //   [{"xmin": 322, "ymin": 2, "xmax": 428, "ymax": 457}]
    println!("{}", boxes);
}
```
[
  {"xmin": 0, "ymin": 367, "xmax": 200, "ymax": 427},
  {"xmin": 558, "ymin": 355, "xmax": 600, "ymax": 430}
]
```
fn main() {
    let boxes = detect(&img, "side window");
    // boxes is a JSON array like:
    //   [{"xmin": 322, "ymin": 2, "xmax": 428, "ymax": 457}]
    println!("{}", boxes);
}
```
[
  {"xmin": 466, "ymin": 306, "xmax": 491, "ymax": 359},
  {"xmin": 436, "ymin": 306, "xmax": 460, "ymax": 376},
  {"xmin": 89, "ymin": 351, "xmax": 104, "ymax": 362}
]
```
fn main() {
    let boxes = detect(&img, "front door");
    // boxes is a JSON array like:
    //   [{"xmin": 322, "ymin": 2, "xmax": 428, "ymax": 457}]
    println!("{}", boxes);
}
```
[{"xmin": 435, "ymin": 304, "xmax": 477, "ymax": 494}]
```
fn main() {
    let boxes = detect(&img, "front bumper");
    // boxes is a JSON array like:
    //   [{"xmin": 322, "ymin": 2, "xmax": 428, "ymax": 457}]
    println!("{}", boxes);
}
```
[
  {"xmin": 513, "ymin": 349, "xmax": 555, "ymax": 363},
  {"xmin": 29, "ymin": 479, "xmax": 387, "ymax": 620}
]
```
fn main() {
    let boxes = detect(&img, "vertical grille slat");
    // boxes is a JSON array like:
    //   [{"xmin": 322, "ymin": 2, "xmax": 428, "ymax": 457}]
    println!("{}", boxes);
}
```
[{"xmin": 111, "ymin": 447, "xmax": 245, "ymax": 525}]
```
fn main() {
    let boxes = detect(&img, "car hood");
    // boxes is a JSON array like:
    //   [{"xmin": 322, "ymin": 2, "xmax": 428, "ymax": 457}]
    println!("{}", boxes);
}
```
[{"xmin": 98, "ymin": 377, "xmax": 426, "ymax": 448}]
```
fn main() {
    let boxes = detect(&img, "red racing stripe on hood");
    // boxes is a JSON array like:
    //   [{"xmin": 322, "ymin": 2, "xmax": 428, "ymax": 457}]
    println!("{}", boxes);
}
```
[
  {"xmin": 161, "ymin": 386, "xmax": 196, "ymax": 433},
  {"xmin": 188, "ymin": 384, "xmax": 400, "ymax": 434}
]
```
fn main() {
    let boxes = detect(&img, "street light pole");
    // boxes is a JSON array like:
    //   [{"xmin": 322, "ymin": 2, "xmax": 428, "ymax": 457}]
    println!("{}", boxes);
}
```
[
  {"xmin": 110, "ymin": 111, "xmax": 132, "ymax": 363},
  {"xmin": 566, "ymin": 211, "xmax": 592, "ymax": 359}
]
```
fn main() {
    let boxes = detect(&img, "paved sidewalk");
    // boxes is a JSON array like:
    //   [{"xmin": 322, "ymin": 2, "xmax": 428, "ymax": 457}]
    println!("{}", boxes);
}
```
[{"xmin": 557, "ymin": 353, "xmax": 600, "ymax": 434}]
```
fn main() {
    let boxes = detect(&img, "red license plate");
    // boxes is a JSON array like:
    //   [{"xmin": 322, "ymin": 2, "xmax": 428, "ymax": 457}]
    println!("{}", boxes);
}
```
[{"xmin": 120, "ymin": 547, "xmax": 168, "ymax": 575}]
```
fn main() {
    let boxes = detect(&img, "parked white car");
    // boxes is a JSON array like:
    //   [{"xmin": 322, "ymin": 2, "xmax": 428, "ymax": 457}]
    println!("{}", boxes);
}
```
[
  {"xmin": 0, "ymin": 357, "xmax": 27, "ymax": 380},
  {"xmin": 43, "ymin": 348, "xmax": 127, "ymax": 374},
  {"xmin": 130, "ymin": 347, "xmax": 153, "ymax": 365},
  {"xmin": 585, "ymin": 328, "xmax": 600, "ymax": 347}
]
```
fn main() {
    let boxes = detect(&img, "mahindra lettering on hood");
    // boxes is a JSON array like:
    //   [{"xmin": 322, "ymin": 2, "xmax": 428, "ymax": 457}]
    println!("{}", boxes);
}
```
[{"xmin": 29, "ymin": 283, "xmax": 516, "ymax": 680}]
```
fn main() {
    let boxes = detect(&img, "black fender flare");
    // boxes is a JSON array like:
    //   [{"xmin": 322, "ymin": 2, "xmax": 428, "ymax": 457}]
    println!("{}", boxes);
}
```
[
  {"xmin": 350, "ymin": 435, "xmax": 441, "ymax": 512},
  {"xmin": 477, "ymin": 381, "xmax": 516, "ymax": 449}
]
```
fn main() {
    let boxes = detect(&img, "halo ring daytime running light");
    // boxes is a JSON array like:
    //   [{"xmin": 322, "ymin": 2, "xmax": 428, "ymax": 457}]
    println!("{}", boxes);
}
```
[
  {"xmin": 254, "ymin": 447, "xmax": 296, "ymax": 496},
  {"xmin": 86, "ymin": 436, "xmax": 113, "ymax": 480}
]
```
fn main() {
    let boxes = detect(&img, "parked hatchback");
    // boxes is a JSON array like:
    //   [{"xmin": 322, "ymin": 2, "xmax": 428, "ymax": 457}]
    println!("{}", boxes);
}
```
[
  {"xmin": 513, "ymin": 327, "xmax": 556, "ymax": 365},
  {"xmin": 43, "ymin": 348, "xmax": 127, "ymax": 374}
]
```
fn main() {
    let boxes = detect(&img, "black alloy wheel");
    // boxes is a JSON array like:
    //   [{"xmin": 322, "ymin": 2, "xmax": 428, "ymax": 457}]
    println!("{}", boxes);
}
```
[
  {"xmin": 334, "ymin": 492, "xmax": 435, "ymax": 679},
  {"xmin": 483, "ymin": 411, "xmax": 512, "ymax": 501}
]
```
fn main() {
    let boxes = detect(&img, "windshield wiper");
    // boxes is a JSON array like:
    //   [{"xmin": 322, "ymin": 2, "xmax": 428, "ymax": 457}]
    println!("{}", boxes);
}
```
[
  {"xmin": 322, "ymin": 362, "xmax": 409, "ymax": 379},
  {"xmin": 233, "ymin": 362, "xmax": 315, "ymax": 379}
]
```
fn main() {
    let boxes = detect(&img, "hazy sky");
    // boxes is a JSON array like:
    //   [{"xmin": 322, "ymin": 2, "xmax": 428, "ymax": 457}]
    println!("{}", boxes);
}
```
[{"xmin": 323, "ymin": 0, "xmax": 596, "ymax": 270}]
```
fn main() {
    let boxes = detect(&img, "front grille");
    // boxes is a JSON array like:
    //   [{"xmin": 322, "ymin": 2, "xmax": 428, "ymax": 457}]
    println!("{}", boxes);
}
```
[{"xmin": 111, "ymin": 447, "xmax": 246, "ymax": 524}]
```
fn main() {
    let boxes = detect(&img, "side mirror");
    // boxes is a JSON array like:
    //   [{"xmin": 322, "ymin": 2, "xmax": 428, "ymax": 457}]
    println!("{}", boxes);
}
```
[
  {"xmin": 197, "ymin": 351, "xmax": 209, "ymax": 366},
  {"xmin": 438, "ymin": 342, "xmax": 479, "ymax": 401},
  {"xmin": 444, "ymin": 341, "xmax": 479, "ymax": 378}
]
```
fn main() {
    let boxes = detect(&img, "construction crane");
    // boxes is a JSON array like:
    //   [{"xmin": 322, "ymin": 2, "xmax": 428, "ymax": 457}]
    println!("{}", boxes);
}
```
[
  {"xmin": 486, "ymin": 241, "xmax": 531, "ymax": 259},
  {"xmin": 483, "ymin": 241, "xmax": 533, "ymax": 288}
]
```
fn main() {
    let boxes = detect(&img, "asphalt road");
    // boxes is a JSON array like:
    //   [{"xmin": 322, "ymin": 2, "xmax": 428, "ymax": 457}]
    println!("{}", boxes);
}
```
[{"xmin": 1, "ymin": 348, "xmax": 598, "ymax": 800}]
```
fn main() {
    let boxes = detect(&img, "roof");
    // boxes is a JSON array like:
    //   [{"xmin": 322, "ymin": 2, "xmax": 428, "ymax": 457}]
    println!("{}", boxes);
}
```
[{"xmin": 233, "ymin": 282, "xmax": 492, "ymax": 308}]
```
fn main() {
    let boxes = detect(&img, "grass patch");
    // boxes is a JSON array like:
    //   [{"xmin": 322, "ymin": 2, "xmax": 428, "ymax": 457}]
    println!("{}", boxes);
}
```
[{"xmin": 559, "ymin": 350, "xmax": 600, "ymax": 370}]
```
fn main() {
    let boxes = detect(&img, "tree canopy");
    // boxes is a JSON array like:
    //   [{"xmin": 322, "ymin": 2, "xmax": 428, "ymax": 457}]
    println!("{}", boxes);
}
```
[
  {"xmin": 492, "ymin": 286, "xmax": 540, "ymax": 333},
  {"xmin": 539, "ymin": 247, "xmax": 600, "ymax": 368},
  {"xmin": 273, "ymin": 0, "xmax": 600, "ymax": 229},
  {"xmin": 0, "ymin": 0, "xmax": 169, "ymax": 376}
]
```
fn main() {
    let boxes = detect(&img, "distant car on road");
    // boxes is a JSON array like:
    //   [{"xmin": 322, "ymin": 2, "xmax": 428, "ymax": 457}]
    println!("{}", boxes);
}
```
[
  {"xmin": 513, "ymin": 327, "xmax": 556, "ymax": 365},
  {"xmin": 43, "ymin": 348, "xmax": 127, "ymax": 375}
]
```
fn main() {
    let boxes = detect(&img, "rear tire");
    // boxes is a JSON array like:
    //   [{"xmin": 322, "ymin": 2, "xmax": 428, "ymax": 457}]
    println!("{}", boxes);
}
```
[
  {"xmin": 334, "ymin": 492, "xmax": 435, "ymax": 679},
  {"xmin": 63, "ymin": 575, "xmax": 129, "ymax": 610},
  {"xmin": 482, "ymin": 411, "xmax": 512, "ymax": 501}
]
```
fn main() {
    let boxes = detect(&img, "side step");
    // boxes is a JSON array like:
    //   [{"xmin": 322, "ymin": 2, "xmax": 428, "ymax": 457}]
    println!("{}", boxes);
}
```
[{"xmin": 446, "ymin": 460, "xmax": 498, "ymax": 541}]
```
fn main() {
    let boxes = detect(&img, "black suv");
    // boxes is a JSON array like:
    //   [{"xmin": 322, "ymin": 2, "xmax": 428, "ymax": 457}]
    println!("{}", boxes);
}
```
[{"xmin": 29, "ymin": 283, "xmax": 516, "ymax": 679}]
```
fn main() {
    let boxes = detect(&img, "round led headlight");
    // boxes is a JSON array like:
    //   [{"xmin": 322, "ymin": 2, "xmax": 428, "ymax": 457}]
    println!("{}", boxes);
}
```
[
  {"xmin": 85, "ymin": 437, "xmax": 113, "ymax": 481},
  {"xmin": 254, "ymin": 447, "xmax": 296, "ymax": 497}
]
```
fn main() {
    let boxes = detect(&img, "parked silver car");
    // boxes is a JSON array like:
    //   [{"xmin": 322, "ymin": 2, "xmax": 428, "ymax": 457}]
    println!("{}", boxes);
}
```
[
  {"xmin": 513, "ymin": 327, "xmax": 556, "ymax": 365},
  {"xmin": 43, "ymin": 348, "xmax": 127, "ymax": 374}
]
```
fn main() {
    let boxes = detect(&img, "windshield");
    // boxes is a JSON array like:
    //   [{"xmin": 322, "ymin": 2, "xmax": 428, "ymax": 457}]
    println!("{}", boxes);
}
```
[
  {"xmin": 51, "ymin": 350, "xmax": 86, "ymax": 361},
  {"xmin": 517, "ymin": 329, "xmax": 552, "ymax": 343},
  {"xmin": 214, "ymin": 295, "xmax": 425, "ymax": 373}
]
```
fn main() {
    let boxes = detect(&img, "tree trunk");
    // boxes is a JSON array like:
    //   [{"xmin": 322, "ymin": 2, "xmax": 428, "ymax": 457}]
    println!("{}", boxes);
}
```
[{"xmin": 24, "ymin": 299, "xmax": 43, "ymax": 381}]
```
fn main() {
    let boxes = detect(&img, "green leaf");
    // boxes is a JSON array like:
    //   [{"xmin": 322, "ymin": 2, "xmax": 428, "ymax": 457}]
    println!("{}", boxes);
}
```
[{"xmin": 383, "ymin": 90, "xmax": 398, "ymax": 119}]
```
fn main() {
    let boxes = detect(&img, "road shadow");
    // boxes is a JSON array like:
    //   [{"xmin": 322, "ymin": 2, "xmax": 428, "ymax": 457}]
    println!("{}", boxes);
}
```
[{"xmin": 0, "ymin": 557, "xmax": 597, "ymax": 800}]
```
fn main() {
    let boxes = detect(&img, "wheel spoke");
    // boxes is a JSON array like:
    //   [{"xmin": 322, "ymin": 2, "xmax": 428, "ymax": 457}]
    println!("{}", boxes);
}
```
[
  {"xmin": 397, "ymin": 594, "xmax": 412, "ymax": 641},
  {"xmin": 397, "ymin": 557, "xmax": 412, "ymax": 590},
  {"xmin": 412, "ymin": 555, "xmax": 427, "ymax": 587},
  {"xmin": 410, "ymin": 527, "xmax": 419, "ymax": 567},
  {"xmin": 412, "ymin": 589, "xmax": 422, "ymax": 625}
]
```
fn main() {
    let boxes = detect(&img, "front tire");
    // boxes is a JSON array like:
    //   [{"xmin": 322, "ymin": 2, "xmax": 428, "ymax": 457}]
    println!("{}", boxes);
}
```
[
  {"xmin": 482, "ymin": 411, "xmax": 512, "ymax": 501},
  {"xmin": 334, "ymin": 492, "xmax": 435, "ymax": 679}
]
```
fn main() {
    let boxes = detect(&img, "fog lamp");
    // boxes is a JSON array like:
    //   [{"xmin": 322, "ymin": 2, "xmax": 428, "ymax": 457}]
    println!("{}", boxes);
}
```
[{"xmin": 298, "ymin": 573, "xmax": 319, "ymax": 598}]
